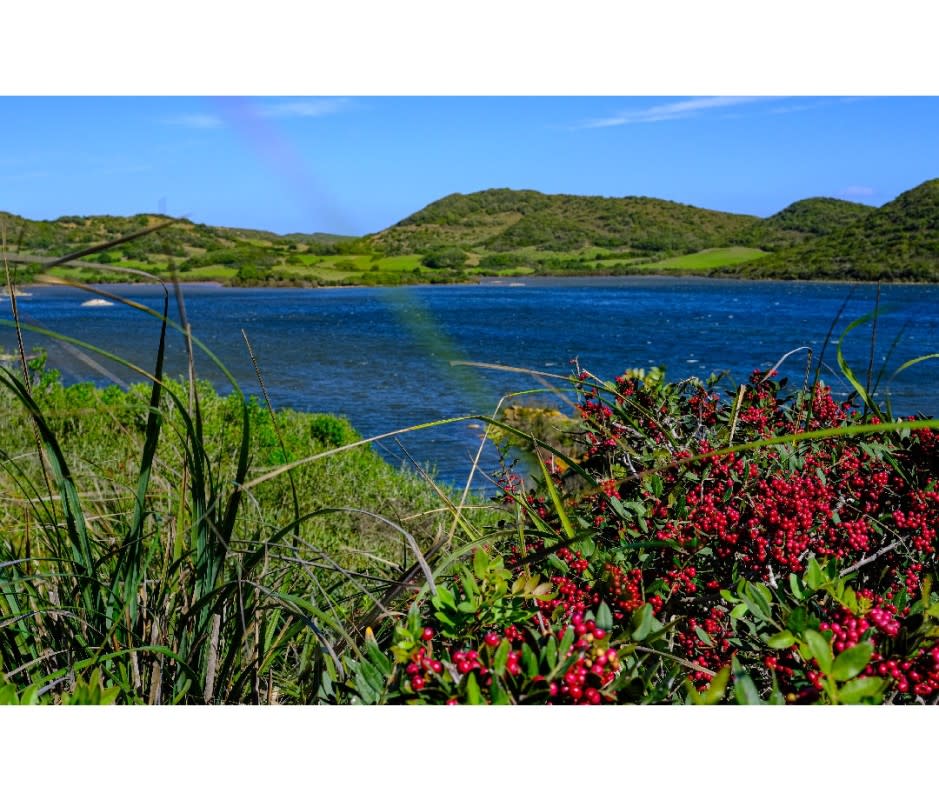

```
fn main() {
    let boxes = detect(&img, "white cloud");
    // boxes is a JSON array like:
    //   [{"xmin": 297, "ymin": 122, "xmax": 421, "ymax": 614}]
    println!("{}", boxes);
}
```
[
  {"xmin": 580, "ymin": 96, "xmax": 768, "ymax": 128},
  {"xmin": 840, "ymin": 185, "xmax": 876, "ymax": 198},
  {"xmin": 163, "ymin": 113, "xmax": 223, "ymax": 129},
  {"xmin": 257, "ymin": 98, "xmax": 350, "ymax": 118},
  {"xmin": 162, "ymin": 99, "xmax": 350, "ymax": 129},
  {"xmin": 768, "ymin": 102, "xmax": 821, "ymax": 114}
]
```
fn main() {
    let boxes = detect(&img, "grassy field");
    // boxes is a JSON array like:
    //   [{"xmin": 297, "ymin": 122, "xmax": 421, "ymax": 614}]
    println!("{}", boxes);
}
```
[
  {"xmin": 38, "ymin": 245, "xmax": 771, "ymax": 288},
  {"xmin": 647, "ymin": 246, "xmax": 769, "ymax": 271}
]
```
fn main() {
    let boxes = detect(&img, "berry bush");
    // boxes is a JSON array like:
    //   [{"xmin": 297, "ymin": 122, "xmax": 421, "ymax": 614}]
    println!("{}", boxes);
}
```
[{"xmin": 334, "ymin": 366, "xmax": 939, "ymax": 705}]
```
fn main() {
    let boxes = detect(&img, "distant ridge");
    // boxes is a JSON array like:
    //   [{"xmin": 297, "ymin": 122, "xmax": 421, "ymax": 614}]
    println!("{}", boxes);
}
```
[
  {"xmin": 723, "ymin": 179, "xmax": 939, "ymax": 281},
  {"xmin": 2, "ymin": 178, "xmax": 937, "ymax": 283},
  {"xmin": 371, "ymin": 188, "xmax": 764, "ymax": 255}
]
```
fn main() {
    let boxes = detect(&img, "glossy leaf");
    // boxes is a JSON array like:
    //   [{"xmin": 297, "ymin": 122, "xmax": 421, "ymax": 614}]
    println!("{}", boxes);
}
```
[
  {"xmin": 804, "ymin": 629, "xmax": 833, "ymax": 676},
  {"xmin": 595, "ymin": 601, "xmax": 613, "ymax": 631},
  {"xmin": 632, "ymin": 603, "xmax": 653, "ymax": 641},
  {"xmin": 766, "ymin": 630, "xmax": 796, "ymax": 649},
  {"xmin": 831, "ymin": 641, "xmax": 873, "ymax": 682},
  {"xmin": 464, "ymin": 672, "xmax": 483, "ymax": 705},
  {"xmin": 493, "ymin": 639, "xmax": 511, "ymax": 677},
  {"xmin": 838, "ymin": 676, "xmax": 886, "ymax": 704}
]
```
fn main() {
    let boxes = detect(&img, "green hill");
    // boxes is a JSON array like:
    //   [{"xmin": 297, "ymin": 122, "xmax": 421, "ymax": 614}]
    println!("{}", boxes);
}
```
[
  {"xmin": 723, "ymin": 179, "xmax": 939, "ymax": 281},
  {"xmin": 747, "ymin": 196, "xmax": 876, "ymax": 249},
  {"xmin": 371, "ymin": 188, "xmax": 765, "ymax": 255},
  {"xmin": 0, "ymin": 211, "xmax": 366, "ymax": 285},
  {"xmin": 0, "ymin": 211, "xmax": 358, "ymax": 260},
  {"xmin": 3, "ymin": 179, "xmax": 938, "ymax": 285}
]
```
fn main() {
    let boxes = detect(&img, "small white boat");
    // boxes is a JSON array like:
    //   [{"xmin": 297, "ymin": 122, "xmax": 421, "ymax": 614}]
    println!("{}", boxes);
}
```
[
  {"xmin": 80, "ymin": 298, "xmax": 115, "ymax": 308},
  {"xmin": 1, "ymin": 289, "xmax": 32, "ymax": 298}
]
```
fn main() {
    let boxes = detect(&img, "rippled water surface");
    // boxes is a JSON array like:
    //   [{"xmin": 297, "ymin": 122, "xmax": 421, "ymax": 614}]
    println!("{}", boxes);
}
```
[{"xmin": 3, "ymin": 277, "xmax": 938, "ymax": 485}]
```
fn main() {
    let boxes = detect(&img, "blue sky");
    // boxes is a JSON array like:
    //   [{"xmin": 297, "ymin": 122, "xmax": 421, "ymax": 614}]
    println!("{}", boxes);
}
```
[{"xmin": 1, "ymin": 95, "xmax": 937, "ymax": 236}]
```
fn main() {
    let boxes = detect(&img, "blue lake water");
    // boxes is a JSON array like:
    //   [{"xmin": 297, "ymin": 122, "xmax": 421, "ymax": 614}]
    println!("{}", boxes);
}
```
[{"xmin": 2, "ymin": 277, "xmax": 938, "ymax": 486}]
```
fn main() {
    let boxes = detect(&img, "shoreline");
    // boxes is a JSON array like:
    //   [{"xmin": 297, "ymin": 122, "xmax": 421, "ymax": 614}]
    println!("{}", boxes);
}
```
[{"xmin": 10, "ymin": 273, "xmax": 939, "ymax": 292}]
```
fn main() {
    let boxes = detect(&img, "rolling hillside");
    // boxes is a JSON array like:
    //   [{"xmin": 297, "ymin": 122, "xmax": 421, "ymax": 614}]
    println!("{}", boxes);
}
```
[
  {"xmin": 2, "ymin": 179, "xmax": 936, "ymax": 284},
  {"xmin": 722, "ymin": 179, "xmax": 939, "ymax": 281},
  {"xmin": 370, "ymin": 188, "xmax": 765, "ymax": 254}
]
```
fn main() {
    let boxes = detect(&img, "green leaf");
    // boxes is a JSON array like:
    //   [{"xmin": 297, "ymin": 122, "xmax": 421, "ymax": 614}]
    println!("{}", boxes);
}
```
[
  {"xmin": 648, "ymin": 474, "xmax": 664, "ymax": 498},
  {"xmin": 741, "ymin": 584, "xmax": 772, "ymax": 621},
  {"xmin": 493, "ymin": 639, "xmax": 511, "ymax": 677},
  {"xmin": 547, "ymin": 554, "xmax": 569, "ymax": 574},
  {"xmin": 685, "ymin": 681, "xmax": 706, "ymax": 705},
  {"xmin": 559, "ymin": 625, "xmax": 575, "ymax": 657},
  {"xmin": 831, "ymin": 641, "xmax": 873, "ymax": 682},
  {"xmin": 730, "ymin": 603, "xmax": 749, "ymax": 620},
  {"xmin": 489, "ymin": 676, "xmax": 510, "ymax": 705},
  {"xmin": 354, "ymin": 665, "xmax": 379, "ymax": 704},
  {"xmin": 804, "ymin": 629, "xmax": 833, "ymax": 676},
  {"xmin": 840, "ymin": 587, "xmax": 858, "ymax": 615},
  {"xmin": 434, "ymin": 584, "xmax": 456, "ymax": 610},
  {"xmin": 733, "ymin": 671, "xmax": 762, "ymax": 705},
  {"xmin": 473, "ymin": 547, "xmax": 489, "ymax": 581},
  {"xmin": 703, "ymin": 666, "xmax": 731, "ymax": 704},
  {"xmin": 595, "ymin": 601, "xmax": 613, "ymax": 631},
  {"xmin": 464, "ymin": 672, "xmax": 483, "ymax": 705},
  {"xmin": 358, "ymin": 660, "xmax": 387, "ymax": 696},
  {"xmin": 838, "ymin": 676, "xmax": 885, "ymax": 704},
  {"xmin": 521, "ymin": 643, "xmax": 538, "ymax": 678},
  {"xmin": 545, "ymin": 635, "xmax": 558, "ymax": 671},
  {"xmin": 785, "ymin": 606, "xmax": 810, "ymax": 635},
  {"xmin": 750, "ymin": 583, "xmax": 773, "ymax": 615},
  {"xmin": 694, "ymin": 627, "xmax": 714, "ymax": 646},
  {"xmin": 805, "ymin": 559, "xmax": 825, "ymax": 591},
  {"xmin": 365, "ymin": 639, "xmax": 392, "ymax": 675},
  {"xmin": 765, "ymin": 630, "xmax": 796, "ymax": 649},
  {"xmin": 536, "ymin": 451, "xmax": 577, "ymax": 542},
  {"xmin": 632, "ymin": 603, "xmax": 653, "ymax": 641},
  {"xmin": 788, "ymin": 572, "xmax": 805, "ymax": 600},
  {"xmin": 459, "ymin": 569, "xmax": 477, "ymax": 602}
]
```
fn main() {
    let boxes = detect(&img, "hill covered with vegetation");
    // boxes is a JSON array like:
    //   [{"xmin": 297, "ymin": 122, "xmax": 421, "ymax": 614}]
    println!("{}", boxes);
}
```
[
  {"xmin": 723, "ymin": 179, "xmax": 939, "ymax": 281},
  {"xmin": 4, "ymin": 180, "xmax": 937, "ymax": 285},
  {"xmin": 372, "ymin": 188, "xmax": 765, "ymax": 254}
]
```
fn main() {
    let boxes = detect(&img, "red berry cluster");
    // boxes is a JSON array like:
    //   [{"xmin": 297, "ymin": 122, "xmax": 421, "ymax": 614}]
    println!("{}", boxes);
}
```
[
  {"xmin": 673, "ymin": 606, "xmax": 733, "ymax": 688},
  {"xmin": 391, "ymin": 367, "xmax": 938, "ymax": 706},
  {"xmin": 404, "ymin": 642, "xmax": 444, "ymax": 692},
  {"xmin": 548, "ymin": 613, "xmax": 620, "ymax": 705}
]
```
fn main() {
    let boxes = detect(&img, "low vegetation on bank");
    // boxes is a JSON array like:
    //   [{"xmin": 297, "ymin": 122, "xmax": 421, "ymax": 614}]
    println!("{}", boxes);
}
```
[{"xmin": 1, "ymin": 275, "xmax": 937, "ymax": 703}]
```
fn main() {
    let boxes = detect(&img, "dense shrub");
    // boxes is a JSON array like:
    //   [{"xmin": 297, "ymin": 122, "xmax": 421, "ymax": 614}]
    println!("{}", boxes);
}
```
[
  {"xmin": 421, "ymin": 247, "xmax": 467, "ymax": 269},
  {"xmin": 332, "ymin": 367, "xmax": 939, "ymax": 704}
]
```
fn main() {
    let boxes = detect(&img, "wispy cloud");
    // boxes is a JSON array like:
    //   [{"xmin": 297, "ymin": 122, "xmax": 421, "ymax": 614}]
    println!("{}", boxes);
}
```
[
  {"xmin": 162, "ymin": 99, "xmax": 350, "ymax": 129},
  {"xmin": 579, "ymin": 96, "xmax": 768, "ymax": 128},
  {"xmin": 840, "ymin": 185, "xmax": 876, "ymax": 198},
  {"xmin": 768, "ymin": 102, "xmax": 823, "ymax": 115},
  {"xmin": 256, "ymin": 98, "xmax": 350, "ymax": 119},
  {"xmin": 163, "ymin": 112, "xmax": 223, "ymax": 129}
]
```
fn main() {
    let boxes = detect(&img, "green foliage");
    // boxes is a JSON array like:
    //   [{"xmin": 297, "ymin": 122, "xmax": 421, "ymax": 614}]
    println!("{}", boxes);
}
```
[
  {"xmin": 725, "ymin": 179, "xmax": 939, "ymax": 281},
  {"xmin": 0, "ymin": 354, "xmax": 481, "ymax": 704},
  {"xmin": 375, "ymin": 188, "xmax": 767, "ymax": 255},
  {"xmin": 329, "ymin": 337, "xmax": 939, "ymax": 705},
  {"xmin": 763, "ymin": 196, "xmax": 875, "ymax": 237},
  {"xmin": 421, "ymin": 247, "xmax": 468, "ymax": 269},
  {"xmin": 6, "ymin": 179, "xmax": 939, "ymax": 286}
]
